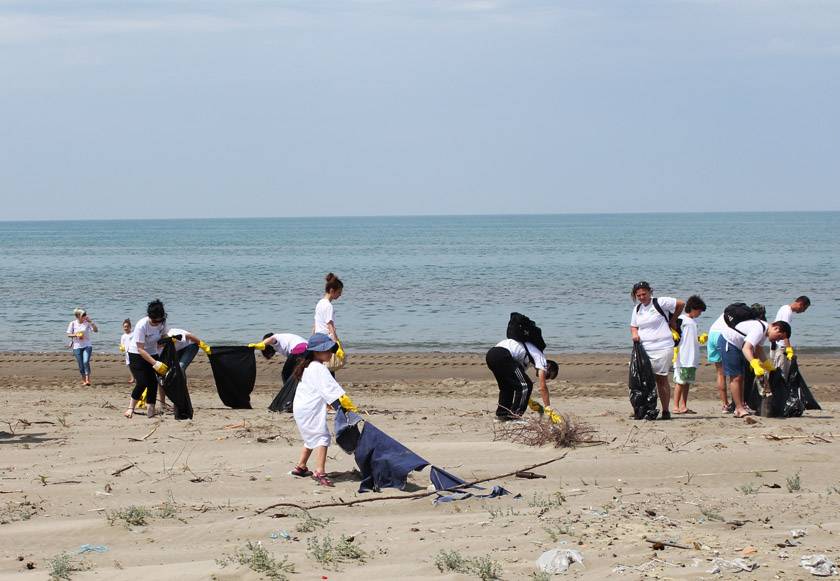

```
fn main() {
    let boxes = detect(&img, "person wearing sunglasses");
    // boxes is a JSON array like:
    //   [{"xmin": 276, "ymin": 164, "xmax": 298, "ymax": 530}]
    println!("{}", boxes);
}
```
[
  {"xmin": 124, "ymin": 299, "xmax": 170, "ymax": 419},
  {"xmin": 630, "ymin": 281, "xmax": 685, "ymax": 420}
]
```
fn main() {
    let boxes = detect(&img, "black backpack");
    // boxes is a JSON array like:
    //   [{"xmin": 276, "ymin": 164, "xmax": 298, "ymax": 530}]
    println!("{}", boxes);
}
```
[
  {"xmin": 724, "ymin": 303, "xmax": 762, "ymax": 336},
  {"xmin": 636, "ymin": 298, "xmax": 678, "ymax": 345},
  {"xmin": 506, "ymin": 312, "xmax": 546, "ymax": 353}
]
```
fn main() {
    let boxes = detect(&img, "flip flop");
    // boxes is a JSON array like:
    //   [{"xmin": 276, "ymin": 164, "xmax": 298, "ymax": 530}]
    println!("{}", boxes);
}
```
[
  {"xmin": 684, "ymin": 409, "xmax": 697, "ymax": 414},
  {"xmin": 734, "ymin": 410, "xmax": 752, "ymax": 418}
]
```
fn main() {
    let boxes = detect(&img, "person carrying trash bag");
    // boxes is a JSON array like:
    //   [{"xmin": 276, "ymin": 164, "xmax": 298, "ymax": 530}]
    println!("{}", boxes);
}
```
[
  {"xmin": 629, "ymin": 341, "xmax": 659, "ymax": 420},
  {"xmin": 717, "ymin": 302, "xmax": 791, "ymax": 418},
  {"xmin": 289, "ymin": 333, "xmax": 359, "ymax": 487},
  {"xmin": 249, "ymin": 332, "xmax": 309, "ymax": 413},
  {"xmin": 771, "ymin": 296, "xmax": 811, "ymax": 380},
  {"xmin": 629, "ymin": 282, "xmax": 685, "ymax": 420},
  {"xmin": 486, "ymin": 313, "xmax": 559, "ymax": 422},
  {"xmin": 124, "ymin": 300, "xmax": 170, "ymax": 419}
]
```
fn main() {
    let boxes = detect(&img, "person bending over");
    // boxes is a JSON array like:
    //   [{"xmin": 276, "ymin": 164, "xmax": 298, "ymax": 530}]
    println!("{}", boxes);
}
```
[{"xmin": 486, "ymin": 338, "xmax": 559, "ymax": 421}]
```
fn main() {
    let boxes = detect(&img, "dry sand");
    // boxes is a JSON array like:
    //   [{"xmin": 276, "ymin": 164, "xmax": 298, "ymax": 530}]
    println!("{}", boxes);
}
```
[{"xmin": 1, "ymin": 351, "xmax": 840, "ymax": 580}]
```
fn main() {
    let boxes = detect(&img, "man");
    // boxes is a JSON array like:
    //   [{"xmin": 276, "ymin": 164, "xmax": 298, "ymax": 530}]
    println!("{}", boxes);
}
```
[
  {"xmin": 486, "ymin": 338, "xmax": 559, "ymax": 421},
  {"xmin": 772, "ymin": 296, "xmax": 811, "ymax": 377},
  {"xmin": 718, "ymin": 316, "xmax": 791, "ymax": 418}
]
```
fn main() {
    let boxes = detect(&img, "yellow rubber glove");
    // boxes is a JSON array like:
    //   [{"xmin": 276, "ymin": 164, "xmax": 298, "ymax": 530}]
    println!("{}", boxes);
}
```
[
  {"xmin": 785, "ymin": 346, "xmax": 795, "ymax": 360},
  {"xmin": 761, "ymin": 359, "xmax": 775, "ymax": 372},
  {"xmin": 198, "ymin": 340, "xmax": 211, "ymax": 355},
  {"xmin": 152, "ymin": 361, "xmax": 169, "ymax": 376},
  {"xmin": 119, "ymin": 344, "xmax": 126, "ymax": 353},
  {"xmin": 527, "ymin": 399, "xmax": 544, "ymax": 413},
  {"xmin": 672, "ymin": 347, "xmax": 679, "ymax": 364},
  {"xmin": 76, "ymin": 331, "xmax": 85, "ymax": 338},
  {"xmin": 336, "ymin": 340, "xmax": 346, "ymax": 362},
  {"xmin": 671, "ymin": 329, "xmax": 680, "ymax": 342},
  {"xmin": 248, "ymin": 342, "xmax": 266, "ymax": 351},
  {"xmin": 171, "ymin": 337, "xmax": 178, "ymax": 344},
  {"xmin": 749, "ymin": 358, "xmax": 765, "ymax": 377},
  {"xmin": 338, "ymin": 394, "xmax": 359, "ymax": 413},
  {"xmin": 544, "ymin": 406, "xmax": 563, "ymax": 425},
  {"xmin": 698, "ymin": 333, "xmax": 708, "ymax": 345},
  {"xmin": 138, "ymin": 388, "xmax": 147, "ymax": 409}
]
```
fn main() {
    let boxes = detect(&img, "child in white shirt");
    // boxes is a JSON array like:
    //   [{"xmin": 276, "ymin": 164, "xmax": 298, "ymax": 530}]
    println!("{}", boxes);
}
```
[
  {"xmin": 119, "ymin": 319, "xmax": 134, "ymax": 384},
  {"xmin": 673, "ymin": 295, "xmax": 707, "ymax": 414}
]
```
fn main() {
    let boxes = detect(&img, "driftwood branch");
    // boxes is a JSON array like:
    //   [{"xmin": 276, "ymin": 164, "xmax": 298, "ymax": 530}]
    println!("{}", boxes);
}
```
[
  {"xmin": 111, "ymin": 463, "xmax": 136, "ymax": 477},
  {"xmin": 128, "ymin": 423, "xmax": 159, "ymax": 442},
  {"xmin": 255, "ymin": 453, "xmax": 568, "ymax": 515},
  {"xmin": 666, "ymin": 468, "xmax": 777, "ymax": 479},
  {"xmin": 645, "ymin": 537, "xmax": 692, "ymax": 550}
]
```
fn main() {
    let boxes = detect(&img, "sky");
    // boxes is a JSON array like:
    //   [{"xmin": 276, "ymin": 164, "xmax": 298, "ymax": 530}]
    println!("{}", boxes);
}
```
[{"xmin": 1, "ymin": 0, "xmax": 839, "ymax": 220}]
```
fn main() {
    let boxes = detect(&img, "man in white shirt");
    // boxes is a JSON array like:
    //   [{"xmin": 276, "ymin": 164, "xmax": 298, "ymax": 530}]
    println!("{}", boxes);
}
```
[
  {"xmin": 771, "ymin": 296, "xmax": 811, "ymax": 377},
  {"xmin": 717, "ymin": 317, "xmax": 791, "ymax": 418},
  {"xmin": 486, "ymin": 339, "xmax": 559, "ymax": 421}
]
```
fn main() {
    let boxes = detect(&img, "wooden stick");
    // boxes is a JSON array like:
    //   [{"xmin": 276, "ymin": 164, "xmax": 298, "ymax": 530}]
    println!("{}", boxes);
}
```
[
  {"xmin": 665, "ymin": 468, "xmax": 777, "ymax": 479},
  {"xmin": 255, "ymin": 453, "xmax": 568, "ymax": 515},
  {"xmin": 764, "ymin": 433, "xmax": 837, "ymax": 441},
  {"xmin": 111, "ymin": 463, "xmax": 136, "ymax": 477},
  {"xmin": 0, "ymin": 490, "xmax": 24, "ymax": 494},
  {"xmin": 645, "ymin": 538, "xmax": 692, "ymax": 550},
  {"xmin": 128, "ymin": 423, "xmax": 159, "ymax": 442}
]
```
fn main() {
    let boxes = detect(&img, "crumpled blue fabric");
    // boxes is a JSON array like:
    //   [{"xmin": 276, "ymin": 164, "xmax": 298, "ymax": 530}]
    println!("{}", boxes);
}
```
[
  {"xmin": 334, "ymin": 409, "xmax": 364, "ymax": 454},
  {"xmin": 433, "ymin": 485, "xmax": 512, "ymax": 505}
]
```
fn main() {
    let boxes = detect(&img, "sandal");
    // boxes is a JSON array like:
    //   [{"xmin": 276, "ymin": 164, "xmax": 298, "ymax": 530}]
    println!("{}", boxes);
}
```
[
  {"xmin": 734, "ymin": 409, "xmax": 752, "ymax": 418},
  {"xmin": 311, "ymin": 472, "xmax": 334, "ymax": 487},
  {"xmin": 290, "ymin": 465, "xmax": 312, "ymax": 478}
]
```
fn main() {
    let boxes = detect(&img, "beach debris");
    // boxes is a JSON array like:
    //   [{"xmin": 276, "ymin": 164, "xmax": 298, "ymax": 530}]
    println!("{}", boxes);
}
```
[
  {"xmin": 493, "ymin": 413, "xmax": 601, "ymax": 448},
  {"xmin": 791, "ymin": 529, "xmax": 807, "ymax": 539},
  {"xmin": 644, "ymin": 538, "xmax": 691, "ymax": 550},
  {"xmin": 536, "ymin": 548, "xmax": 584, "ymax": 574},
  {"xmin": 269, "ymin": 530, "xmax": 292, "ymax": 541},
  {"xmin": 800, "ymin": 555, "xmax": 838, "ymax": 576},
  {"xmin": 111, "ymin": 463, "xmax": 136, "ymax": 477},
  {"xmin": 707, "ymin": 558, "xmax": 758, "ymax": 574},
  {"xmin": 76, "ymin": 544, "xmax": 108, "ymax": 554},
  {"xmin": 516, "ymin": 471, "xmax": 546, "ymax": 479},
  {"xmin": 127, "ymin": 423, "xmax": 159, "ymax": 442}
]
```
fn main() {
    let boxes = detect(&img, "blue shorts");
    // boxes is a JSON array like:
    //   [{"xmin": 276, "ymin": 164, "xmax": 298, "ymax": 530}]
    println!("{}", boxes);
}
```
[
  {"xmin": 707, "ymin": 331, "xmax": 722, "ymax": 363},
  {"xmin": 718, "ymin": 334, "xmax": 746, "ymax": 378}
]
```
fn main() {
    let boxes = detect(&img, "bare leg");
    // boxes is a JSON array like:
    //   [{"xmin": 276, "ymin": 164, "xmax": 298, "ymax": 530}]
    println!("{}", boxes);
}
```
[
  {"xmin": 673, "ymin": 383, "xmax": 685, "ymax": 412},
  {"xmin": 656, "ymin": 375, "xmax": 671, "ymax": 414},
  {"xmin": 715, "ymin": 363, "xmax": 728, "ymax": 408},
  {"xmin": 297, "ymin": 447, "xmax": 313, "ymax": 469},
  {"xmin": 124, "ymin": 398, "xmax": 138, "ymax": 418},
  {"xmin": 681, "ymin": 383, "xmax": 691, "ymax": 412},
  {"xmin": 312, "ymin": 446, "xmax": 328, "ymax": 474},
  {"xmin": 731, "ymin": 375, "xmax": 747, "ymax": 416}
]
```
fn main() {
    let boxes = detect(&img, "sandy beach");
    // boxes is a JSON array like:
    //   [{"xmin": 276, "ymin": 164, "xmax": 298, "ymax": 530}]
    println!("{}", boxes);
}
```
[{"xmin": 2, "ymin": 351, "xmax": 840, "ymax": 580}]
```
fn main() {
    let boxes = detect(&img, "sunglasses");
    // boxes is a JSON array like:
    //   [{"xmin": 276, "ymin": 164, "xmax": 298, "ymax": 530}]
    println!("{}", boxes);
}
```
[{"xmin": 633, "ymin": 281, "xmax": 650, "ymax": 292}]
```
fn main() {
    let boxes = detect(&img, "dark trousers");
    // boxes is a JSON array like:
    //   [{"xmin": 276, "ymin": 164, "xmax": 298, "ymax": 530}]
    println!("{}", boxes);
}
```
[
  {"xmin": 177, "ymin": 343, "xmax": 199, "ymax": 371},
  {"xmin": 129, "ymin": 353, "xmax": 159, "ymax": 405},
  {"xmin": 486, "ymin": 347, "xmax": 533, "ymax": 418},
  {"xmin": 281, "ymin": 353, "xmax": 303, "ymax": 383}
]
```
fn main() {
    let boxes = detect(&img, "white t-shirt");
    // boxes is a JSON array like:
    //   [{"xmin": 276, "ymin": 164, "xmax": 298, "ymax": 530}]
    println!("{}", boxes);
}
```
[
  {"xmin": 314, "ymin": 298, "xmax": 335, "ymax": 335},
  {"xmin": 630, "ymin": 297, "xmax": 678, "ymax": 352},
  {"xmin": 721, "ymin": 320, "xmax": 767, "ymax": 351},
  {"xmin": 129, "ymin": 316, "xmax": 168, "ymax": 356},
  {"xmin": 167, "ymin": 328, "xmax": 192, "ymax": 352},
  {"xmin": 709, "ymin": 314, "xmax": 726, "ymax": 335},
  {"xmin": 66, "ymin": 320, "xmax": 94, "ymax": 349},
  {"xmin": 774, "ymin": 305, "xmax": 794, "ymax": 347},
  {"xmin": 293, "ymin": 361, "xmax": 346, "ymax": 449},
  {"xmin": 269, "ymin": 333, "xmax": 307, "ymax": 356},
  {"xmin": 120, "ymin": 332, "xmax": 132, "ymax": 364},
  {"xmin": 676, "ymin": 314, "xmax": 700, "ymax": 369},
  {"xmin": 496, "ymin": 339, "xmax": 548, "ymax": 371}
]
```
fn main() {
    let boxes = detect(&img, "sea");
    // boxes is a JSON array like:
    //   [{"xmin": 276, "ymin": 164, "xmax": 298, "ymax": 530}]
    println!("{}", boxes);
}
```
[{"xmin": 1, "ymin": 213, "xmax": 838, "ymax": 354}]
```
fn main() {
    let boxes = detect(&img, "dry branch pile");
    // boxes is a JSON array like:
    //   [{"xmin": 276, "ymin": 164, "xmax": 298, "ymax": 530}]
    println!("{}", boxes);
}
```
[{"xmin": 492, "ymin": 413, "xmax": 600, "ymax": 448}]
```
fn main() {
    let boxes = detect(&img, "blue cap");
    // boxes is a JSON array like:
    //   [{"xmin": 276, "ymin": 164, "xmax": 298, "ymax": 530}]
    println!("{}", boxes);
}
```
[{"xmin": 307, "ymin": 333, "xmax": 336, "ymax": 352}]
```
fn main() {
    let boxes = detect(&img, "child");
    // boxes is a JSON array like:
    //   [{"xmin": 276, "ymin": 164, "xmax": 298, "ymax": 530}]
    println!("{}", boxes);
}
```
[
  {"xmin": 290, "ymin": 333, "xmax": 358, "ymax": 487},
  {"xmin": 119, "ymin": 319, "xmax": 134, "ymax": 384},
  {"xmin": 673, "ymin": 295, "xmax": 707, "ymax": 414},
  {"xmin": 66, "ymin": 308, "xmax": 98, "ymax": 386}
]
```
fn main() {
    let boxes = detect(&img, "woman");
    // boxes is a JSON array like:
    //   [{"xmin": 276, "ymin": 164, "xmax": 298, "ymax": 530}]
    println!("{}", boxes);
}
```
[
  {"xmin": 314, "ymin": 273, "xmax": 345, "ymax": 373},
  {"xmin": 252, "ymin": 332, "xmax": 309, "ymax": 383},
  {"xmin": 629, "ymin": 281, "xmax": 685, "ymax": 420},
  {"xmin": 124, "ymin": 300, "xmax": 170, "ymax": 419},
  {"xmin": 486, "ymin": 338, "xmax": 559, "ymax": 421},
  {"xmin": 290, "ymin": 333, "xmax": 358, "ymax": 487},
  {"xmin": 66, "ymin": 308, "xmax": 98, "ymax": 385}
]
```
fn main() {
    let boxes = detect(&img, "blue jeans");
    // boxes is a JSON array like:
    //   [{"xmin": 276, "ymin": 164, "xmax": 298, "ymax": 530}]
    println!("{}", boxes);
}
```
[
  {"xmin": 178, "ymin": 343, "xmax": 199, "ymax": 371},
  {"xmin": 718, "ymin": 334, "xmax": 746, "ymax": 378},
  {"xmin": 73, "ymin": 346, "xmax": 92, "ymax": 377}
]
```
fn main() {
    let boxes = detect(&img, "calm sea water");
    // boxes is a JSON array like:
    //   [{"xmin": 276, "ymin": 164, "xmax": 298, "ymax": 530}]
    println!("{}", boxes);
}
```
[{"xmin": 1, "ymin": 213, "xmax": 838, "ymax": 353}]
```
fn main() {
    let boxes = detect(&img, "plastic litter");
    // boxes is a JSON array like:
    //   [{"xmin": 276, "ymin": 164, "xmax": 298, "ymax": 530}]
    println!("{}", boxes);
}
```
[
  {"xmin": 628, "ymin": 343, "xmax": 658, "ymax": 420},
  {"xmin": 707, "ymin": 558, "xmax": 758, "ymax": 574},
  {"xmin": 800, "ymin": 555, "xmax": 838, "ymax": 577},
  {"xmin": 790, "ymin": 529, "xmax": 807, "ymax": 539},
  {"xmin": 269, "ymin": 530, "xmax": 291, "ymax": 540},
  {"xmin": 536, "ymin": 548, "xmax": 584, "ymax": 574},
  {"xmin": 76, "ymin": 544, "xmax": 108, "ymax": 554}
]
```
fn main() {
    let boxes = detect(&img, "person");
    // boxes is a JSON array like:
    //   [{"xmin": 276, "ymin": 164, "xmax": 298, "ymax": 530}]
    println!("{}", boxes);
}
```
[
  {"xmin": 706, "ymin": 313, "xmax": 732, "ymax": 413},
  {"xmin": 125, "ymin": 300, "xmax": 170, "ymax": 419},
  {"xmin": 251, "ymin": 332, "xmax": 309, "ymax": 383},
  {"xmin": 165, "ymin": 327, "xmax": 210, "ymax": 372},
  {"xmin": 314, "ymin": 273, "xmax": 345, "ymax": 374},
  {"xmin": 119, "ymin": 319, "xmax": 134, "ymax": 384},
  {"xmin": 66, "ymin": 308, "xmax": 98, "ymax": 386},
  {"xmin": 485, "ymin": 338, "xmax": 559, "ymax": 421},
  {"xmin": 672, "ymin": 295, "xmax": 706, "ymax": 414},
  {"xmin": 771, "ymin": 296, "xmax": 811, "ymax": 377},
  {"xmin": 629, "ymin": 282, "xmax": 685, "ymax": 420},
  {"xmin": 718, "ymin": 315, "xmax": 791, "ymax": 418},
  {"xmin": 290, "ymin": 333, "xmax": 358, "ymax": 487}
]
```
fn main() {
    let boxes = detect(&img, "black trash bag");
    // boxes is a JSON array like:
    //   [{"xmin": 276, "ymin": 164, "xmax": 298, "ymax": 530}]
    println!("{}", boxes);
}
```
[
  {"xmin": 158, "ymin": 340, "xmax": 193, "ymax": 420},
  {"xmin": 268, "ymin": 375, "xmax": 298, "ymax": 413},
  {"xmin": 787, "ymin": 357, "xmax": 821, "ymax": 412},
  {"xmin": 629, "ymin": 343, "xmax": 658, "ymax": 420},
  {"xmin": 208, "ymin": 346, "xmax": 256, "ymax": 409},
  {"xmin": 742, "ymin": 364, "xmax": 765, "ymax": 413}
]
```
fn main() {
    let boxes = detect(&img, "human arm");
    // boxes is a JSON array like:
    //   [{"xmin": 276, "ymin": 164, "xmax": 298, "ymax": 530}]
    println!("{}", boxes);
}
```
[
  {"xmin": 536, "ymin": 369, "xmax": 550, "ymax": 407},
  {"xmin": 671, "ymin": 300, "xmax": 685, "ymax": 328},
  {"xmin": 630, "ymin": 326, "xmax": 640, "ymax": 343},
  {"xmin": 85, "ymin": 316, "xmax": 98, "ymax": 333}
]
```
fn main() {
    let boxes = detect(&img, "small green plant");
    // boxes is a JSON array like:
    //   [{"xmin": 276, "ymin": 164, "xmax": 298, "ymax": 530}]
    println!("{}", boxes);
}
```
[
  {"xmin": 531, "ymin": 572, "xmax": 552, "ymax": 581},
  {"xmin": 487, "ymin": 505, "xmax": 520, "ymax": 520},
  {"xmin": 0, "ymin": 498, "xmax": 39, "ymax": 525},
  {"xmin": 157, "ymin": 493, "xmax": 178, "ymax": 520},
  {"xmin": 544, "ymin": 520, "xmax": 574, "ymax": 542},
  {"xmin": 700, "ymin": 507, "xmax": 724, "ymax": 521},
  {"xmin": 217, "ymin": 541, "xmax": 294, "ymax": 580},
  {"xmin": 786, "ymin": 471, "xmax": 801, "ymax": 493},
  {"xmin": 433, "ymin": 550, "xmax": 501, "ymax": 579},
  {"xmin": 295, "ymin": 512, "xmax": 333, "ymax": 533},
  {"xmin": 106, "ymin": 505, "xmax": 151, "ymax": 527},
  {"xmin": 306, "ymin": 534, "xmax": 366, "ymax": 569},
  {"xmin": 736, "ymin": 483, "xmax": 758, "ymax": 495},
  {"xmin": 47, "ymin": 553, "xmax": 87, "ymax": 580},
  {"xmin": 528, "ymin": 491, "xmax": 565, "ymax": 509}
]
